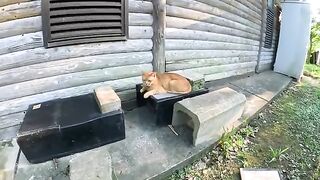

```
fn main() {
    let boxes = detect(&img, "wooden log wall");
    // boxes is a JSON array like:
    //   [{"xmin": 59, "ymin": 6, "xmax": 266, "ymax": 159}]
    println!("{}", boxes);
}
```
[
  {"xmin": 0, "ymin": 0, "xmax": 154, "ymax": 129},
  {"xmin": 165, "ymin": 0, "xmax": 265, "ymax": 81},
  {"xmin": 258, "ymin": 6, "xmax": 281, "ymax": 72}
]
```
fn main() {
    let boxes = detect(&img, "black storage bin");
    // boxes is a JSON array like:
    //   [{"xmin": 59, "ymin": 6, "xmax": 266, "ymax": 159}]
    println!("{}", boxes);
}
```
[
  {"xmin": 136, "ymin": 84, "xmax": 209, "ymax": 125},
  {"xmin": 17, "ymin": 94, "xmax": 125, "ymax": 163}
]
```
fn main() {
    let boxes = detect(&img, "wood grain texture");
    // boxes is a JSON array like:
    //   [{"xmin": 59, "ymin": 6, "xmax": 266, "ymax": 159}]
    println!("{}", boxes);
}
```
[
  {"xmin": 0, "ymin": 0, "xmax": 32, "ymax": 7},
  {"xmin": 166, "ymin": 50, "xmax": 258, "ymax": 62},
  {"xmin": 166, "ymin": 0, "xmax": 260, "ymax": 30},
  {"xmin": 0, "ymin": 26, "xmax": 153, "ymax": 55},
  {"xmin": 166, "ymin": 5, "xmax": 260, "ymax": 36},
  {"xmin": 205, "ymin": 67, "xmax": 255, "ymax": 81},
  {"xmin": 165, "ymin": 40, "xmax": 259, "ymax": 51},
  {"xmin": 173, "ymin": 61, "xmax": 256, "ymax": 79},
  {"xmin": 165, "ymin": 28, "xmax": 259, "ymax": 46},
  {"xmin": 166, "ymin": 56, "xmax": 257, "ymax": 71},
  {"xmin": 166, "ymin": 17, "xmax": 260, "ymax": 41},
  {"xmin": 0, "ymin": 64, "xmax": 152, "ymax": 102},
  {"xmin": 152, "ymin": 0, "xmax": 166, "ymax": 72},
  {"xmin": 0, "ymin": 76, "xmax": 142, "ymax": 117},
  {"xmin": 196, "ymin": 0, "xmax": 261, "ymax": 25},
  {"xmin": 0, "ymin": 51, "xmax": 152, "ymax": 86},
  {"xmin": 0, "ymin": 1, "xmax": 40, "ymax": 23},
  {"xmin": 0, "ymin": 112, "xmax": 25, "ymax": 129},
  {"xmin": 0, "ymin": 39, "xmax": 153, "ymax": 71}
]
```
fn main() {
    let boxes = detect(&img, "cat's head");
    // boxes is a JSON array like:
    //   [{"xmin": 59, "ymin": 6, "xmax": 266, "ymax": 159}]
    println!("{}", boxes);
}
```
[{"xmin": 142, "ymin": 72, "xmax": 156, "ymax": 87}]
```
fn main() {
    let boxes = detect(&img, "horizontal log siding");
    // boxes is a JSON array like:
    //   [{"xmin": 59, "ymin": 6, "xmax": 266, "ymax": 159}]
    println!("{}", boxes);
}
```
[
  {"xmin": 165, "ymin": 0, "xmax": 262, "ymax": 81},
  {"xmin": 258, "ymin": 8, "xmax": 280, "ymax": 72},
  {"xmin": 0, "ymin": 0, "xmax": 153, "ymax": 129}
]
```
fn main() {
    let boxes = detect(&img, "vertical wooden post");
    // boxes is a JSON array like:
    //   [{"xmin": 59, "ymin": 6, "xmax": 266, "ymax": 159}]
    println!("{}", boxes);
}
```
[
  {"xmin": 256, "ymin": 0, "xmax": 267, "ymax": 73},
  {"xmin": 152, "ymin": 0, "xmax": 166, "ymax": 73}
]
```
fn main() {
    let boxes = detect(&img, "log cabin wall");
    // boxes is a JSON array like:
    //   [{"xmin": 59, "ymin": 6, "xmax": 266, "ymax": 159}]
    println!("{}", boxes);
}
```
[
  {"xmin": 258, "ymin": 5, "xmax": 281, "ymax": 71},
  {"xmin": 164, "ymin": 0, "xmax": 278, "ymax": 81},
  {"xmin": 0, "ymin": 0, "xmax": 153, "ymax": 129}
]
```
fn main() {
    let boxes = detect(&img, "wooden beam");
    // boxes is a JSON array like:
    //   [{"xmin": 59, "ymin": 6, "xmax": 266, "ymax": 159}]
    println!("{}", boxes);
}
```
[
  {"xmin": 152, "ymin": 0, "xmax": 166, "ymax": 72},
  {"xmin": 256, "ymin": 0, "xmax": 268, "ymax": 73}
]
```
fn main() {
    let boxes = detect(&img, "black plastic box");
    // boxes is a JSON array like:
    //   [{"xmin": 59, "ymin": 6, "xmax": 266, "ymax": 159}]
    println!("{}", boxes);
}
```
[
  {"xmin": 136, "ymin": 84, "xmax": 209, "ymax": 125},
  {"xmin": 17, "ymin": 94, "xmax": 125, "ymax": 163}
]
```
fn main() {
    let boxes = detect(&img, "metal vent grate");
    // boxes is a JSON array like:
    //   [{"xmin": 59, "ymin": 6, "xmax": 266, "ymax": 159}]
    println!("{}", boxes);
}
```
[
  {"xmin": 42, "ymin": 0, "xmax": 128, "ymax": 48},
  {"xmin": 264, "ymin": 8, "xmax": 274, "ymax": 49}
]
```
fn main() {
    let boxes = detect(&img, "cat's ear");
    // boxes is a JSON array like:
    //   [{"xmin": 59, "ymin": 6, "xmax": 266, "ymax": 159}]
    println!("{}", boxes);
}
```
[{"xmin": 151, "ymin": 72, "xmax": 156, "ymax": 78}]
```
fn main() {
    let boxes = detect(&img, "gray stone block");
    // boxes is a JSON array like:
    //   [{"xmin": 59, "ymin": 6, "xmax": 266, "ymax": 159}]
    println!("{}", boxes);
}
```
[
  {"xmin": 94, "ymin": 86, "xmax": 121, "ymax": 114},
  {"xmin": 0, "ymin": 139, "xmax": 19, "ymax": 180},
  {"xmin": 69, "ymin": 147, "xmax": 114, "ymax": 180},
  {"xmin": 175, "ymin": 71, "xmax": 205, "ymax": 91},
  {"xmin": 172, "ymin": 87, "xmax": 246, "ymax": 146}
]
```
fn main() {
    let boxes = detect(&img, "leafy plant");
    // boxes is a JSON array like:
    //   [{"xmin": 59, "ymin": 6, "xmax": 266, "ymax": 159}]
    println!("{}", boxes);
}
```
[
  {"xmin": 268, "ymin": 147, "xmax": 289, "ymax": 163},
  {"xmin": 307, "ymin": 23, "xmax": 320, "ymax": 63}
]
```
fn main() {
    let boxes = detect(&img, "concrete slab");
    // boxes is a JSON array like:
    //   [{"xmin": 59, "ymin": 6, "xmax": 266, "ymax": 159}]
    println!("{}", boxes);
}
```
[
  {"xmin": 240, "ymin": 168, "xmax": 281, "ymax": 180},
  {"xmin": 15, "ymin": 153, "xmax": 69, "ymax": 180},
  {"xmin": 230, "ymin": 71, "xmax": 292, "ymax": 101},
  {"xmin": 0, "ymin": 139, "xmax": 19, "ymax": 180},
  {"xmin": 0, "ymin": 71, "xmax": 292, "ymax": 180},
  {"xmin": 69, "ymin": 146, "xmax": 113, "ymax": 180}
]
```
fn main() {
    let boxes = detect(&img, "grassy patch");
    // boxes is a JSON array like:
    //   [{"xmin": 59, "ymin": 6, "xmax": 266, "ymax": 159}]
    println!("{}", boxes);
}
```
[
  {"xmin": 304, "ymin": 64, "xmax": 320, "ymax": 78},
  {"xmin": 169, "ymin": 82, "xmax": 320, "ymax": 180}
]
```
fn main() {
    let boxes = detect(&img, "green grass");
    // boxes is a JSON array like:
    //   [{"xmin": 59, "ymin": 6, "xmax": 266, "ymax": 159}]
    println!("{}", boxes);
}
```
[
  {"xmin": 169, "ymin": 81, "xmax": 320, "ymax": 180},
  {"xmin": 304, "ymin": 64, "xmax": 320, "ymax": 78}
]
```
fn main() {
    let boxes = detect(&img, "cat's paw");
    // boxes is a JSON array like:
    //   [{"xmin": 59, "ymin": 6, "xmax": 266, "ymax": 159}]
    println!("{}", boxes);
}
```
[
  {"xmin": 143, "ymin": 93, "xmax": 150, "ymax": 98},
  {"xmin": 140, "ymin": 89, "xmax": 145, "ymax": 93}
]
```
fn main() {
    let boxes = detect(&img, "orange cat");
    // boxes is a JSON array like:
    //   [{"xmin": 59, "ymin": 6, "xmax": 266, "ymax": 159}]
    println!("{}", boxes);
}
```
[{"xmin": 140, "ymin": 72, "xmax": 192, "ymax": 98}]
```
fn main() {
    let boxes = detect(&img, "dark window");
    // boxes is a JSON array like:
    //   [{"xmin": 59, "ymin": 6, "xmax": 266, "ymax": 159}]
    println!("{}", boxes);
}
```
[
  {"xmin": 41, "ymin": 0, "xmax": 128, "ymax": 48},
  {"xmin": 264, "ymin": 8, "xmax": 274, "ymax": 49}
]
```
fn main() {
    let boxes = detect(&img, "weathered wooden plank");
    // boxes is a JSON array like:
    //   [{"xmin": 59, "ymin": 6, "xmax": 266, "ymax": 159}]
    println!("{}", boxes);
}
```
[
  {"xmin": 196, "ymin": 0, "xmax": 261, "ymax": 26},
  {"xmin": 0, "ymin": 26, "xmax": 153, "ymax": 55},
  {"xmin": 165, "ymin": 40, "xmax": 259, "ymax": 51},
  {"xmin": 0, "ymin": 1, "xmax": 40, "ymax": 23},
  {"xmin": 205, "ymin": 67, "xmax": 255, "ymax": 81},
  {"xmin": 129, "ymin": 26, "xmax": 153, "ymax": 39},
  {"xmin": 0, "ymin": 76, "xmax": 142, "ymax": 117},
  {"xmin": 0, "ymin": 112, "xmax": 25, "ymax": 129},
  {"xmin": 166, "ymin": 5, "xmax": 260, "ymax": 36},
  {"xmin": 129, "ymin": 13, "xmax": 153, "ymax": 26},
  {"xmin": 255, "ymin": 0, "xmax": 267, "ymax": 73},
  {"xmin": 0, "ymin": 32, "xmax": 43, "ymax": 55},
  {"xmin": 0, "ymin": 13, "xmax": 152, "ymax": 39},
  {"xmin": 0, "ymin": 0, "xmax": 152, "ymax": 22},
  {"xmin": 0, "ymin": 64, "xmax": 152, "ymax": 102},
  {"xmin": 152, "ymin": 0, "xmax": 166, "ymax": 72},
  {"xmin": 166, "ymin": 0, "xmax": 260, "ymax": 30},
  {"xmin": 166, "ymin": 56, "xmax": 257, "ymax": 71},
  {"xmin": 166, "ymin": 17, "xmax": 260, "ymax": 41},
  {"xmin": 0, "ymin": 39, "xmax": 153, "ymax": 71},
  {"xmin": 165, "ymin": 28, "xmax": 259, "ymax": 46},
  {"xmin": 0, "ymin": 16, "xmax": 41, "ymax": 39},
  {"xmin": 173, "ymin": 61, "xmax": 256, "ymax": 78},
  {"xmin": 0, "ymin": 51, "xmax": 152, "ymax": 86},
  {"xmin": 0, "ymin": 0, "xmax": 33, "ymax": 7},
  {"xmin": 129, "ymin": 0, "xmax": 153, "ymax": 13},
  {"xmin": 166, "ymin": 50, "xmax": 258, "ymax": 62},
  {"xmin": 235, "ymin": 0, "xmax": 262, "ymax": 14},
  {"xmin": 220, "ymin": 0, "xmax": 261, "ymax": 20}
]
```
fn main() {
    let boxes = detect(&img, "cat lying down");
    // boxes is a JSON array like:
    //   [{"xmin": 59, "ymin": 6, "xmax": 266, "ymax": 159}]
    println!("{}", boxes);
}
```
[{"xmin": 140, "ymin": 72, "xmax": 192, "ymax": 98}]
